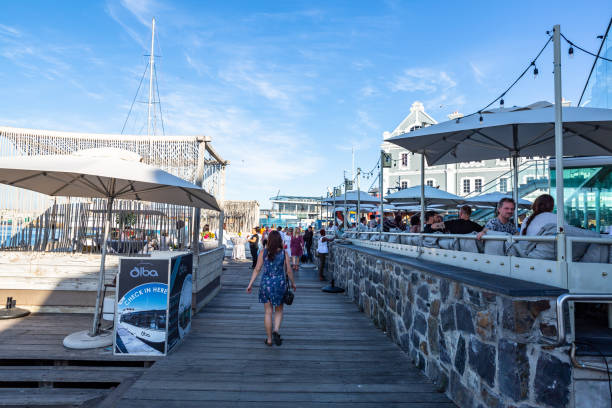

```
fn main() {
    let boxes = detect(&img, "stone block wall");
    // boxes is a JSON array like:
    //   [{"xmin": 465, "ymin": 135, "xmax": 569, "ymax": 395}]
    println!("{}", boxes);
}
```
[{"xmin": 328, "ymin": 244, "xmax": 572, "ymax": 408}]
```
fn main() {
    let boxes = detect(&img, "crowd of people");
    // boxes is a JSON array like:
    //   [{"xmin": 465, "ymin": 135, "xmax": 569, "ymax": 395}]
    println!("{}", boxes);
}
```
[
  {"xmin": 248, "ymin": 225, "xmax": 316, "ymax": 269},
  {"xmin": 343, "ymin": 193, "xmax": 562, "ymax": 239}
]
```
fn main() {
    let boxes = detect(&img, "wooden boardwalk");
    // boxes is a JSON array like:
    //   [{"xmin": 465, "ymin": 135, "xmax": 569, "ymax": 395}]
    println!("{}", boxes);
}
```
[{"xmin": 116, "ymin": 260, "xmax": 454, "ymax": 407}]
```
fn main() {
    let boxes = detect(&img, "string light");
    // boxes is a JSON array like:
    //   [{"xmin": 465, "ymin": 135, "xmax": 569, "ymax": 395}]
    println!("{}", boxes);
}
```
[
  {"xmin": 568, "ymin": 46, "xmax": 574, "ymax": 57},
  {"xmin": 500, "ymin": 97, "xmax": 505, "ymax": 107},
  {"xmin": 560, "ymin": 33, "xmax": 612, "ymax": 62},
  {"xmin": 456, "ymin": 35, "xmax": 552, "ymax": 124},
  {"xmin": 532, "ymin": 62, "xmax": 539, "ymax": 78}
]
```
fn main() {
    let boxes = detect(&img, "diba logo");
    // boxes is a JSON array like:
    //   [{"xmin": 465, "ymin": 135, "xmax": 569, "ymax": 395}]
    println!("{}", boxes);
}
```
[{"xmin": 130, "ymin": 266, "xmax": 159, "ymax": 278}]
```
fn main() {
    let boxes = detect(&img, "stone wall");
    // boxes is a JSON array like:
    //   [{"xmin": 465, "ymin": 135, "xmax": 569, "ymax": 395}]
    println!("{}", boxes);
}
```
[{"xmin": 328, "ymin": 243, "xmax": 572, "ymax": 408}]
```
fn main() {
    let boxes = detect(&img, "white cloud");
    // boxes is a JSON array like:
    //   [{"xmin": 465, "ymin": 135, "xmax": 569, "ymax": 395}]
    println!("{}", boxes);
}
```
[
  {"xmin": 105, "ymin": 1, "xmax": 146, "ymax": 49},
  {"xmin": 219, "ymin": 62, "xmax": 289, "ymax": 102},
  {"xmin": 120, "ymin": 0, "xmax": 159, "ymax": 27},
  {"xmin": 0, "ymin": 24, "xmax": 21, "ymax": 38},
  {"xmin": 360, "ymin": 85, "xmax": 377, "ymax": 97},
  {"xmin": 155, "ymin": 84, "xmax": 322, "ymax": 203},
  {"xmin": 390, "ymin": 68, "xmax": 456, "ymax": 93},
  {"xmin": 184, "ymin": 53, "xmax": 208, "ymax": 76},
  {"xmin": 469, "ymin": 61, "xmax": 485, "ymax": 84}
]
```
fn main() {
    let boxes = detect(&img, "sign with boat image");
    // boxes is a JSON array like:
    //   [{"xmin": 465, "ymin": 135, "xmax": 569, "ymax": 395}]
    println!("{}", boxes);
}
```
[{"xmin": 114, "ymin": 253, "xmax": 193, "ymax": 356}]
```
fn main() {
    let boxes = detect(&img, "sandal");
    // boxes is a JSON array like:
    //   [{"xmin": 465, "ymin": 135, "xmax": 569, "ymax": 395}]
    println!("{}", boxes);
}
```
[
  {"xmin": 272, "ymin": 331, "xmax": 282, "ymax": 346},
  {"xmin": 264, "ymin": 339, "xmax": 273, "ymax": 346}
]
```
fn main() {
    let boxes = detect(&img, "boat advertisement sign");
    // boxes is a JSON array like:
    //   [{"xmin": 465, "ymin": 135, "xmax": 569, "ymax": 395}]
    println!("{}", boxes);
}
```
[
  {"xmin": 114, "ymin": 258, "xmax": 170, "ymax": 356},
  {"xmin": 167, "ymin": 253, "xmax": 193, "ymax": 353}
]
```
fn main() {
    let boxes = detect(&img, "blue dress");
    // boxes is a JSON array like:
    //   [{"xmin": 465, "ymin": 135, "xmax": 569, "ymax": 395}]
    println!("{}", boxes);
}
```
[{"xmin": 259, "ymin": 249, "xmax": 287, "ymax": 306}]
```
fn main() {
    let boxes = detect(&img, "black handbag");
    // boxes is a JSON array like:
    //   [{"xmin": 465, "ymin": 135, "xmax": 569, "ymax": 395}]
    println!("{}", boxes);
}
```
[{"xmin": 283, "ymin": 285, "xmax": 294, "ymax": 305}]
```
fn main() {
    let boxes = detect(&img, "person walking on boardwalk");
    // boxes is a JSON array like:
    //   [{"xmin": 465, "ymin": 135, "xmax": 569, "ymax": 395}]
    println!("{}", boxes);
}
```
[
  {"xmin": 303, "ymin": 226, "xmax": 314, "ymax": 262},
  {"xmin": 246, "ymin": 230, "xmax": 297, "ymax": 347},
  {"xmin": 290, "ymin": 227, "xmax": 304, "ymax": 271},
  {"xmin": 248, "ymin": 227, "xmax": 260, "ymax": 268},
  {"xmin": 317, "ymin": 229, "xmax": 334, "ymax": 281}
]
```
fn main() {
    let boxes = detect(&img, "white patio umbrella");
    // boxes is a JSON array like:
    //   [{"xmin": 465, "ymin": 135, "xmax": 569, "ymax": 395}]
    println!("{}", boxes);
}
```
[
  {"xmin": 323, "ymin": 190, "xmax": 380, "ymax": 205},
  {"xmin": 393, "ymin": 204, "xmax": 447, "ymax": 213},
  {"xmin": 465, "ymin": 192, "xmax": 532, "ymax": 209},
  {"xmin": 0, "ymin": 148, "xmax": 219, "ymax": 348},
  {"xmin": 385, "ymin": 185, "xmax": 465, "ymax": 206},
  {"xmin": 387, "ymin": 102, "xmax": 612, "ymax": 225}
]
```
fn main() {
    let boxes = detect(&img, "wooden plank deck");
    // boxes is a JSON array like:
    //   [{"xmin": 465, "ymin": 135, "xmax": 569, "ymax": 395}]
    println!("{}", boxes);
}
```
[
  {"xmin": 116, "ymin": 260, "xmax": 455, "ymax": 407},
  {"xmin": 0, "ymin": 311, "xmax": 154, "ymax": 406}
]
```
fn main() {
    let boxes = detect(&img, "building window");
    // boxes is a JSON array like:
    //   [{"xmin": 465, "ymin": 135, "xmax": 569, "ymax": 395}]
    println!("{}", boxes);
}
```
[
  {"xmin": 426, "ymin": 179, "xmax": 434, "ymax": 187},
  {"xmin": 401, "ymin": 153, "xmax": 408, "ymax": 167},
  {"xmin": 499, "ymin": 178, "xmax": 508, "ymax": 193},
  {"xmin": 463, "ymin": 179, "xmax": 471, "ymax": 194},
  {"xmin": 474, "ymin": 178, "xmax": 483, "ymax": 192},
  {"xmin": 401, "ymin": 181, "xmax": 408, "ymax": 189}
]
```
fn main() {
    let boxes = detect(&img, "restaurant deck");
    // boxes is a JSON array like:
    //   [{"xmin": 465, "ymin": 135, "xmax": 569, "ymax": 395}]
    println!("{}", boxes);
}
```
[{"xmin": 0, "ymin": 260, "xmax": 454, "ymax": 407}]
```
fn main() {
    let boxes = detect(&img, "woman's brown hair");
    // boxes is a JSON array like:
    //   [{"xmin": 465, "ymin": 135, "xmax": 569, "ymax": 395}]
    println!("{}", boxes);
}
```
[
  {"xmin": 266, "ymin": 230, "xmax": 283, "ymax": 260},
  {"xmin": 521, "ymin": 194, "xmax": 554, "ymax": 235}
]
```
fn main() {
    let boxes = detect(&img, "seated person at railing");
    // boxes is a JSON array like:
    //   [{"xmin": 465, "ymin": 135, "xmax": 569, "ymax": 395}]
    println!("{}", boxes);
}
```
[
  {"xmin": 359, "ymin": 216, "xmax": 367, "ymax": 228},
  {"xmin": 521, "ymin": 194, "xmax": 556, "ymax": 236},
  {"xmin": 423, "ymin": 211, "xmax": 442, "ymax": 233},
  {"xmin": 367, "ymin": 214, "xmax": 378, "ymax": 229},
  {"xmin": 476, "ymin": 197, "xmax": 518, "ymax": 239},
  {"xmin": 383, "ymin": 215, "xmax": 397, "ymax": 232},
  {"xmin": 394, "ymin": 214, "xmax": 406, "ymax": 231},
  {"xmin": 409, "ymin": 214, "xmax": 420, "ymax": 233},
  {"xmin": 429, "ymin": 205, "xmax": 483, "ymax": 234}
]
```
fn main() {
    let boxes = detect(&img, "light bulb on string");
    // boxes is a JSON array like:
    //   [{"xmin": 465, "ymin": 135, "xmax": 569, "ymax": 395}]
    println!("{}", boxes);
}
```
[
  {"xmin": 533, "ymin": 65, "xmax": 539, "ymax": 78},
  {"xmin": 479, "ymin": 112, "xmax": 483, "ymax": 123},
  {"xmin": 568, "ymin": 46, "xmax": 574, "ymax": 58},
  {"xmin": 500, "ymin": 98, "xmax": 505, "ymax": 107}
]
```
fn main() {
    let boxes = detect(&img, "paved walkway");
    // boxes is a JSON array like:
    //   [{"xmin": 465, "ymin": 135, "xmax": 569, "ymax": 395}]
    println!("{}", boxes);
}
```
[{"xmin": 116, "ymin": 260, "xmax": 454, "ymax": 407}]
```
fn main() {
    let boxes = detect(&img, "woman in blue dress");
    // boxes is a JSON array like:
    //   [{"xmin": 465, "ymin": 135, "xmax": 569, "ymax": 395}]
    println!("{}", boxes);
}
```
[{"xmin": 247, "ymin": 230, "xmax": 297, "ymax": 346}]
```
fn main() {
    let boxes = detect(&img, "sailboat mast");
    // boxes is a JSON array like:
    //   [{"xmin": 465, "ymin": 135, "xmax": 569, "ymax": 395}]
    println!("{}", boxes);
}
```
[{"xmin": 147, "ymin": 18, "xmax": 156, "ymax": 137}]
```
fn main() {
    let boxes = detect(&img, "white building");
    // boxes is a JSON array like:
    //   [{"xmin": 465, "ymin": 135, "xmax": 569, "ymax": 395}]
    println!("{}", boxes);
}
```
[{"xmin": 381, "ymin": 102, "xmax": 548, "ymax": 200}]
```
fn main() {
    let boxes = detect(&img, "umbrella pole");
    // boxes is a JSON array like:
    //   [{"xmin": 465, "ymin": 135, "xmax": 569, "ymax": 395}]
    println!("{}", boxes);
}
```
[
  {"xmin": 91, "ymin": 197, "xmax": 114, "ymax": 337},
  {"xmin": 420, "ymin": 154, "xmax": 425, "ymax": 233},
  {"xmin": 379, "ymin": 151, "xmax": 384, "ymax": 246},
  {"xmin": 357, "ymin": 169, "xmax": 360, "ymax": 227},
  {"xmin": 553, "ymin": 24, "xmax": 568, "ymax": 270},
  {"xmin": 512, "ymin": 152, "xmax": 519, "ymax": 229},
  {"xmin": 343, "ymin": 178, "xmax": 347, "ymax": 230}
]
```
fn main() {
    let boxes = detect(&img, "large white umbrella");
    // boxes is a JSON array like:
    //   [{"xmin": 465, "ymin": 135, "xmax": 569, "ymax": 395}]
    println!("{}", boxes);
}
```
[
  {"xmin": 387, "ymin": 103, "xmax": 612, "ymax": 225},
  {"xmin": 465, "ymin": 192, "xmax": 532, "ymax": 209},
  {"xmin": 0, "ymin": 148, "xmax": 219, "ymax": 347},
  {"xmin": 385, "ymin": 185, "xmax": 465, "ymax": 206},
  {"xmin": 387, "ymin": 103, "xmax": 612, "ymax": 165}
]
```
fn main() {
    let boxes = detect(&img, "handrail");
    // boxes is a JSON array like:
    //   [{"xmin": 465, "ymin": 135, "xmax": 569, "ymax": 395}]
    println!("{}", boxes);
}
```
[
  {"xmin": 347, "ymin": 230, "xmax": 557, "ymax": 242},
  {"xmin": 546, "ymin": 293, "xmax": 612, "ymax": 347},
  {"xmin": 463, "ymin": 158, "xmax": 548, "ymax": 198}
]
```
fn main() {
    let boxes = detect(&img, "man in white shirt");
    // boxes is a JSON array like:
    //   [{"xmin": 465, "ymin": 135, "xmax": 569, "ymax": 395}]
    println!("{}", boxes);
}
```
[{"xmin": 317, "ymin": 229, "xmax": 334, "ymax": 281}]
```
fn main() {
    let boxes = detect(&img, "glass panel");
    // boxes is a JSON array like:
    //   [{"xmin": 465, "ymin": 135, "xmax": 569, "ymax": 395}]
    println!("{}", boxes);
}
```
[
  {"xmin": 551, "ymin": 165, "xmax": 612, "ymax": 233},
  {"xmin": 463, "ymin": 179, "xmax": 470, "ymax": 194},
  {"xmin": 474, "ymin": 179, "xmax": 482, "ymax": 192},
  {"xmin": 499, "ymin": 178, "xmax": 507, "ymax": 193}
]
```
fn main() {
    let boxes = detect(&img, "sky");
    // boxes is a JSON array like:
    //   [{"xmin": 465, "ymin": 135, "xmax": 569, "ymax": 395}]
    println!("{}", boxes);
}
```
[{"xmin": 0, "ymin": 1, "xmax": 611, "ymax": 207}]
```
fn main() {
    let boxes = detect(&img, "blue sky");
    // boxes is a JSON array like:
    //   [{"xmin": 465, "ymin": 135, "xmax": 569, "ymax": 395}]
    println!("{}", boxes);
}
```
[{"xmin": 0, "ymin": 1, "xmax": 611, "ymax": 207}]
